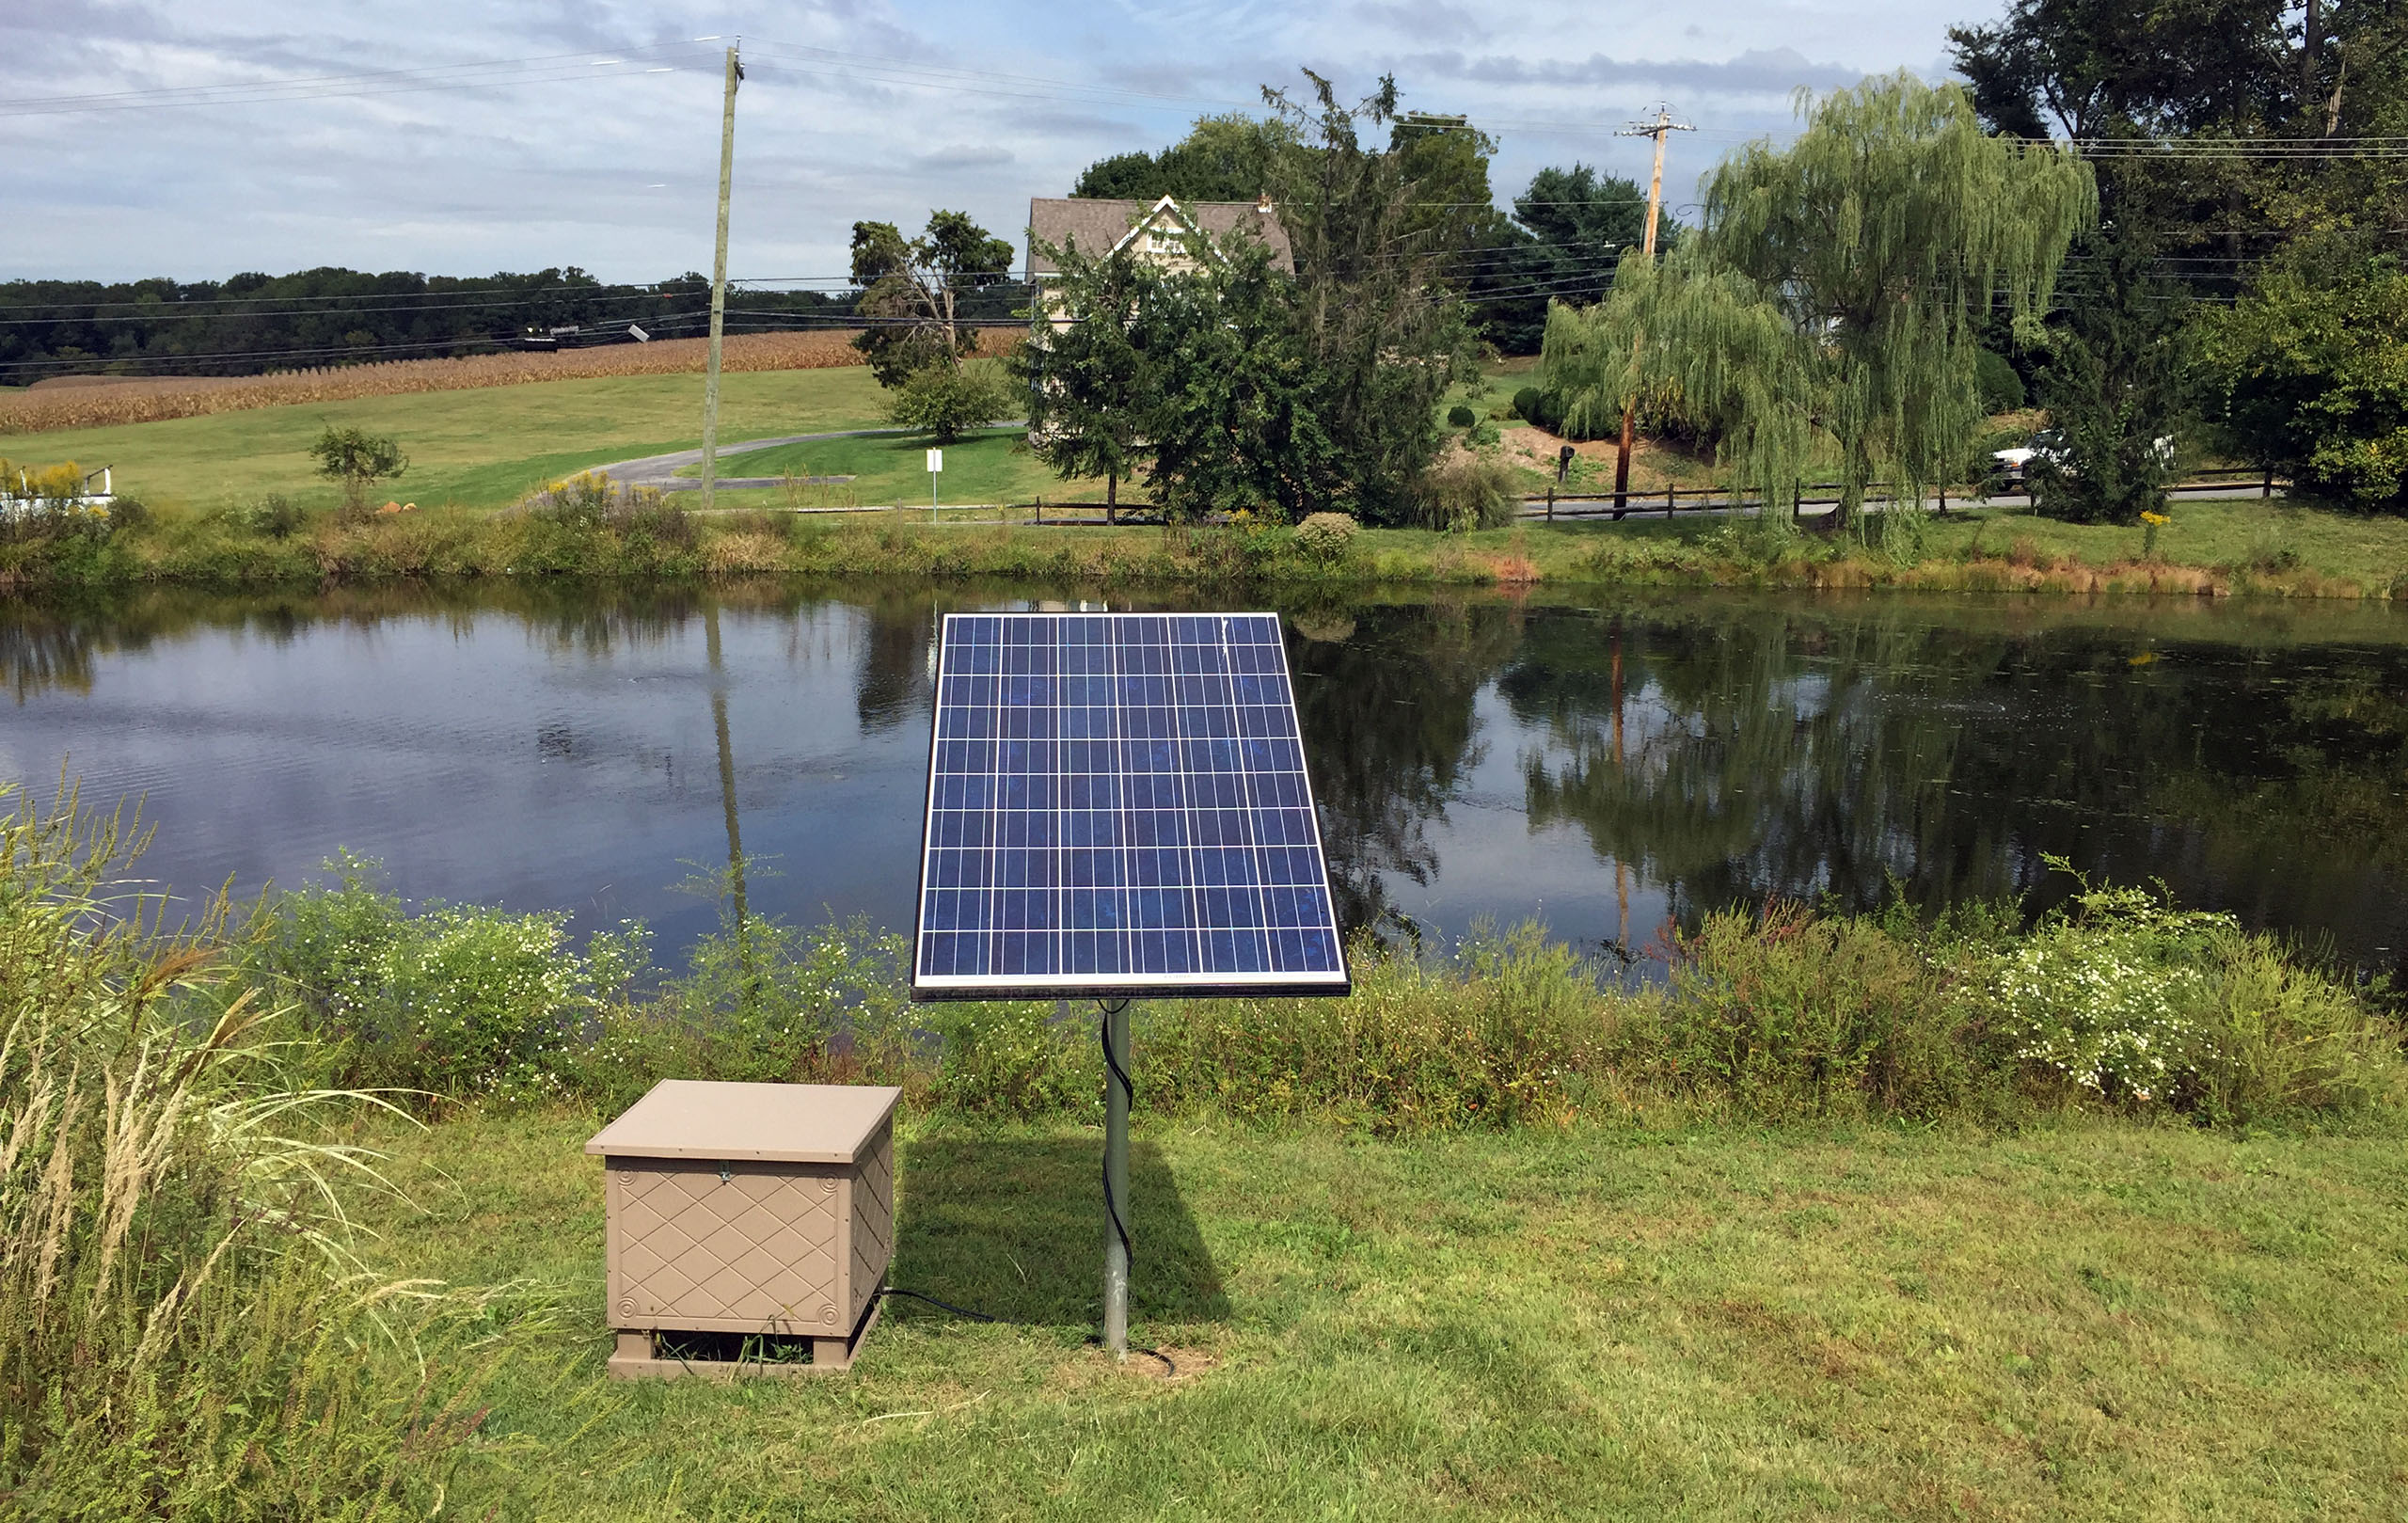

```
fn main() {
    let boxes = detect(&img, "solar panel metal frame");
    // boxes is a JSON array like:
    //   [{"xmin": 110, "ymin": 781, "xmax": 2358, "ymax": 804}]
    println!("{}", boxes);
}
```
[{"xmin": 911, "ymin": 611, "xmax": 1351, "ymax": 1001}]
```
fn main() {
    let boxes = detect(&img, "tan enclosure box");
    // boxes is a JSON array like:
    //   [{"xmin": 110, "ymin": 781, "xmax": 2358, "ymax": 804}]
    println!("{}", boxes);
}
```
[{"xmin": 585, "ymin": 1080, "xmax": 899, "ymax": 1376}]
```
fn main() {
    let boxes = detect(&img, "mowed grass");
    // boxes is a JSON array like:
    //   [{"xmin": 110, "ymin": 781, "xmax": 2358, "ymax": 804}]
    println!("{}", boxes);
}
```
[
  {"xmin": 0, "ymin": 366, "xmax": 898, "ymax": 516},
  {"xmin": 363, "ymin": 1109, "xmax": 2408, "ymax": 1519},
  {"xmin": 1396, "ymin": 497, "xmax": 2408, "ymax": 593},
  {"xmin": 699, "ymin": 425, "xmax": 1117, "ymax": 510}
]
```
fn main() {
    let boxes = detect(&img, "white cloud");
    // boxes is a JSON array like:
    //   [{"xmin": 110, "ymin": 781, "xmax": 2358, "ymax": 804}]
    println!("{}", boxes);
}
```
[{"xmin": 0, "ymin": 0, "xmax": 1982, "ymax": 282}]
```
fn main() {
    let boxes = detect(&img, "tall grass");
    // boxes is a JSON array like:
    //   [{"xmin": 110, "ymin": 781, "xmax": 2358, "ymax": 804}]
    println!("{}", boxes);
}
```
[{"xmin": 0, "ymin": 786, "xmax": 494, "ymax": 1519}]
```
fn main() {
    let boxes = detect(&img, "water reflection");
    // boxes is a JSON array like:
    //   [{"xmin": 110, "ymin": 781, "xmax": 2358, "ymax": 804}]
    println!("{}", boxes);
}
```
[{"xmin": 1, "ymin": 582, "xmax": 2401, "ymax": 976}]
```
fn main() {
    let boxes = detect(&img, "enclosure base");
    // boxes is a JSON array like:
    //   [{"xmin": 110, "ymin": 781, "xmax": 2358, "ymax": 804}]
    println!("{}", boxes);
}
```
[{"xmin": 608, "ymin": 1297, "xmax": 882, "ymax": 1380}]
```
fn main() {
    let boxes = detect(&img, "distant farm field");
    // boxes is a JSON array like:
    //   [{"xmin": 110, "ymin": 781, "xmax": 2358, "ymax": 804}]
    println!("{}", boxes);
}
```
[
  {"xmin": 0, "ymin": 328, "xmax": 1020, "ymax": 435},
  {"xmin": 1, "ymin": 366, "xmax": 904, "ymax": 517}
]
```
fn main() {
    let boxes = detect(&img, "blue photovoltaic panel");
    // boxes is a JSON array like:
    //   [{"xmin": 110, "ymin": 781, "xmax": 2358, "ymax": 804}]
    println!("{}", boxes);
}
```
[{"xmin": 911, "ymin": 611, "xmax": 1350, "ymax": 999}]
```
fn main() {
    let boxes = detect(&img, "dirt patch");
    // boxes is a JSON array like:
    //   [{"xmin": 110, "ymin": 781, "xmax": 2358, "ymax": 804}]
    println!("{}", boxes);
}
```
[{"xmin": 1498, "ymin": 423, "xmax": 1712, "ymax": 489}]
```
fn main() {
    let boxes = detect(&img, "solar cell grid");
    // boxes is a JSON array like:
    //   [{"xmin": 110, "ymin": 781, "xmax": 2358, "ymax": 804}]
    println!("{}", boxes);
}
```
[{"xmin": 911, "ymin": 611, "xmax": 1350, "ymax": 998}]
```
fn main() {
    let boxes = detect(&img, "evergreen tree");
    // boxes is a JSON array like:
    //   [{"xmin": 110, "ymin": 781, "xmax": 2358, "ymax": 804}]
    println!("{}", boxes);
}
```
[
  {"xmin": 1543, "ymin": 73, "xmax": 2094, "ymax": 536},
  {"xmin": 1069, "ymin": 115, "xmax": 1299, "ymax": 202},
  {"xmin": 1136, "ymin": 235, "xmax": 1342, "ymax": 522},
  {"xmin": 1264, "ymin": 71, "xmax": 1477, "ymax": 526},
  {"xmin": 1468, "ymin": 165, "xmax": 1656, "ymax": 355},
  {"xmin": 1015, "ymin": 243, "xmax": 1165, "ymax": 521},
  {"xmin": 2030, "ymin": 224, "xmax": 2193, "ymax": 524}
]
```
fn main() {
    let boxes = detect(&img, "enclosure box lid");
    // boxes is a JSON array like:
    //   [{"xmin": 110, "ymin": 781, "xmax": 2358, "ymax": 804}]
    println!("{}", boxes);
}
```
[{"xmin": 584, "ymin": 1081, "xmax": 901, "ymax": 1164}]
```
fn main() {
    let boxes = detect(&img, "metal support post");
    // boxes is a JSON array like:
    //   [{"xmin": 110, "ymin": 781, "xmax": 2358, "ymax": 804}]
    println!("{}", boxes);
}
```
[{"xmin": 1100, "ymin": 998, "xmax": 1133, "ymax": 1360}]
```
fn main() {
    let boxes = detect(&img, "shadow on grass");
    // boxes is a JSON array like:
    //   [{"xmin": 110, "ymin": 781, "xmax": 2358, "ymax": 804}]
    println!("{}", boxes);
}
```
[{"xmin": 891, "ymin": 1138, "xmax": 1230, "ymax": 1327}]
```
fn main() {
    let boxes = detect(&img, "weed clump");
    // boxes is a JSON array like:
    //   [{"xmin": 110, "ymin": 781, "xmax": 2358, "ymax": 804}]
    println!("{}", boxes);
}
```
[
  {"xmin": 0, "ymin": 785, "xmax": 492, "ymax": 1515},
  {"xmin": 524, "ymin": 471, "xmax": 697, "ymax": 549}
]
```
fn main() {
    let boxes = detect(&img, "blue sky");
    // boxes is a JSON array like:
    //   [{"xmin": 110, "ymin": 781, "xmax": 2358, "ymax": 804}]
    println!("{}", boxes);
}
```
[{"xmin": 4, "ymin": 0, "xmax": 1996, "ymax": 284}]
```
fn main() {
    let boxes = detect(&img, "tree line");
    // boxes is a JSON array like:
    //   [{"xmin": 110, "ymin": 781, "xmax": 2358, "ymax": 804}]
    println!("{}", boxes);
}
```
[
  {"xmin": 1538, "ymin": 0, "xmax": 2408, "ymax": 527},
  {"xmin": 0, "ymin": 267, "xmax": 851, "ymax": 388}
]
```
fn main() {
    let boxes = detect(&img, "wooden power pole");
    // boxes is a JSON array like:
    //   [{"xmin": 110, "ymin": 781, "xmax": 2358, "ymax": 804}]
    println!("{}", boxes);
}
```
[
  {"xmin": 1610, "ymin": 105, "xmax": 1692, "ymax": 513},
  {"xmin": 700, "ymin": 44, "xmax": 742, "ymax": 513}
]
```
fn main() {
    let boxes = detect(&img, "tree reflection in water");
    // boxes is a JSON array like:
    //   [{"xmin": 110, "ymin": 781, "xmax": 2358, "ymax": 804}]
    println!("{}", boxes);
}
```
[
  {"xmin": 1, "ymin": 583, "xmax": 2401, "ymax": 977},
  {"xmin": 1287, "ymin": 598, "xmax": 1521, "ymax": 941},
  {"xmin": 1494, "ymin": 599, "xmax": 2408, "ymax": 975}
]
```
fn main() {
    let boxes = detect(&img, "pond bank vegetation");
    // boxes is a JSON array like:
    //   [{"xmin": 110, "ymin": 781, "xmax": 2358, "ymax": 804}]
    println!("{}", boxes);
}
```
[
  {"xmin": 2, "ymin": 490, "xmax": 2403, "ymax": 601},
  {"xmin": 8, "ymin": 785, "xmax": 2404, "ymax": 1515}
]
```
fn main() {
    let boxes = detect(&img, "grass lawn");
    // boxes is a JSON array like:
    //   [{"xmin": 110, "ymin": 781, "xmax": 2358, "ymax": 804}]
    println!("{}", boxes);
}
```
[
  {"xmin": 1931, "ymin": 498, "xmax": 2408, "ymax": 586},
  {"xmin": 367, "ymin": 1109, "xmax": 2408, "ymax": 1519},
  {"xmin": 1363, "ymin": 496, "xmax": 2407, "ymax": 594},
  {"xmin": 0, "ymin": 367, "xmax": 898, "ymax": 517},
  {"xmin": 698, "ymin": 426, "xmax": 1118, "ymax": 510}
]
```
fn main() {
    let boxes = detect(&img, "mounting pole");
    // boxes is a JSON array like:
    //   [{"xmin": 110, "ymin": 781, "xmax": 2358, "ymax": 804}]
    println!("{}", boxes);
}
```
[
  {"xmin": 1610, "ymin": 105, "xmax": 1692, "ymax": 514},
  {"xmin": 700, "ymin": 43, "xmax": 742, "ymax": 514},
  {"xmin": 1100, "ymin": 997, "xmax": 1133, "ymax": 1361}
]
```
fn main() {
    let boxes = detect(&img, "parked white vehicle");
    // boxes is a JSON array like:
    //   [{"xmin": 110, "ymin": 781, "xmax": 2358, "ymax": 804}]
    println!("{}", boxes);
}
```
[{"xmin": 1991, "ymin": 432, "xmax": 2175, "ymax": 488}]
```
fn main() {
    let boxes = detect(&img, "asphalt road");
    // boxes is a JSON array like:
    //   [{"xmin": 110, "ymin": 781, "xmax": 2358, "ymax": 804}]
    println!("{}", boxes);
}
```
[{"xmin": 590, "ymin": 427, "xmax": 911, "ymax": 492}]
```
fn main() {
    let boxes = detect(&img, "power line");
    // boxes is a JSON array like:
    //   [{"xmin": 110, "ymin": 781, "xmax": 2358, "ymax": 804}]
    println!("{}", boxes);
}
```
[{"xmin": 0, "ymin": 42, "xmax": 716, "ymax": 119}]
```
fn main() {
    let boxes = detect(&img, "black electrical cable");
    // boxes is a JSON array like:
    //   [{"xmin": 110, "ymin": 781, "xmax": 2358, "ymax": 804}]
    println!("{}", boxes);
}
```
[
  {"xmin": 874, "ymin": 1286, "xmax": 995, "ymax": 1322},
  {"xmin": 1098, "ymin": 997, "xmax": 1134, "ymax": 1274},
  {"xmin": 1085, "ymin": 1331, "xmax": 1178, "ymax": 1376}
]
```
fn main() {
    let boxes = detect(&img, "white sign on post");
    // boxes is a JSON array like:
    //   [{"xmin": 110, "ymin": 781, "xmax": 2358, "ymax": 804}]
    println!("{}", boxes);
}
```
[
  {"xmin": 927, "ymin": 449, "xmax": 943, "ymax": 519},
  {"xmin": 927, "ymin": 450, "xmax": 943, "ymax": 472}
]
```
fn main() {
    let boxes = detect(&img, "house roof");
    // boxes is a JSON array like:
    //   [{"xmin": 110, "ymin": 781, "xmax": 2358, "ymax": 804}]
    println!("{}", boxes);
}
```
[{"xmin": 1024, "ymin": 196, "xmax": 1294, "ymax": 278}]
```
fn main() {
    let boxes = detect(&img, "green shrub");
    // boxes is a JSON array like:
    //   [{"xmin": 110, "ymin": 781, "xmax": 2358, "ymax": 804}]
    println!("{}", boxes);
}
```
[
  {"xmin": 1990, "ymin": 869, "xmax": 2232, "ymax": 1103},
  {"xmin": 1412, "ymin": 453, "xmax": 1522, "ymax": 531},
  {"xmin": 1661, "ymin": 903, "xmax": 1988, "ymax": 1118},
  {"xmin": 1293, "ymin": 511, "xmax": 1360, "ymax": 565},
  {"xmin": 927, "ymin": 1001, "xmax": 1098, "ymax": 1118},
  {"xmin": 1146, "ymin": 925, "xmax": 1615, "ymax": 1131},
  {"xmin": 525, "ymin": 472, "xmax": 696, "ymax": 550},
  {"xmin": 238, "ymin": 852, "xmax": 595, "ymax": 1100},
  {"xmin": 1512, "ymin": 386, "xmax": 1563, "ymax": 430},
  {"xmin": 243, "ymin": 493, "xmax": 309, "ymax": 538},
  {"xmin": 887, "ymin": 359, "xmax": 1014, "ymax": 443},
  {"xmin": 2178, "ymin": 932, "xmax": 2405, "ymax": 1123},
  {"xmin": 1447, "ymin": 404, "xmax": 1478, "ymax": 428}
]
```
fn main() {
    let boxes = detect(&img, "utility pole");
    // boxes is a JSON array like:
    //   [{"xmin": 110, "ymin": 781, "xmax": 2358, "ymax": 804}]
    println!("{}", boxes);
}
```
[
  {"xmin": 1610, "ymin": 105, "xmax": 1692, "ymax": 513},
  {"xmin": 700, "ymin": 43, "xmax": 742, "ymax": 514}
]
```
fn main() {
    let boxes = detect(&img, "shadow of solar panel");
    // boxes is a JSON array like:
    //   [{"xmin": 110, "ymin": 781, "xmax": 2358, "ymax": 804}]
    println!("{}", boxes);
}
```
[{"xmin": 911, "ymin": 612, "xmax": 1350, "ymax": 999}]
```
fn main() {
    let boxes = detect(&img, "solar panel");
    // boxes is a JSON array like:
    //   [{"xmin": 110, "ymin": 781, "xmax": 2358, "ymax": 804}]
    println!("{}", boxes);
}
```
[{"xmin": 911, "ymin": 611, "xmax": 1350, "ymax": 999}]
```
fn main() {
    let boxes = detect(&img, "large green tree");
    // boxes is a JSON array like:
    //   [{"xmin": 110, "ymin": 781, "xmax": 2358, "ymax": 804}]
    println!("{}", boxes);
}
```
[
  {"xmin": 848, "ymin": 212, "xmax": 1014, "ymax": 389},
  {"xmin": 1466, "ymin": 165, "xmax": 1657, "ymax": 355},
  {"xmin": 2029, "ymin": 223, "xmax": 2195, "ymax": 523},
  {"xmin": 1070, "ymin": 115, "xmax": 1299, "ymax": 202},
  {"xmin": 2207, "ymin": 235, "xmax": 2408, "ymax": 513},
  {"xmin": 1264, "ymin": 71, "xmax": 1479, "ymax": 525},
  {"xmin": 1543, "ymin": 73, "xmax": 2095, "ymax": 536},
  {"xmin": 1135, "ymin": 235, "xmax": 1341, "ymax": 521},
  {"xmin": 1015, "ymin": 242, "xmax": 1165, "ymax": 520},
  {"xmin": 1946, "ymin": 0, "xmax": 2408, "ymax": 262}
]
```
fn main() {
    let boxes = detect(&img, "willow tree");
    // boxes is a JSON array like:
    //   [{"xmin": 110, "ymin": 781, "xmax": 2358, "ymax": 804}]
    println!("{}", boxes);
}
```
[{"xmin": 1544, "ymin": 73, "xmax": 2095, "ymax": 537}]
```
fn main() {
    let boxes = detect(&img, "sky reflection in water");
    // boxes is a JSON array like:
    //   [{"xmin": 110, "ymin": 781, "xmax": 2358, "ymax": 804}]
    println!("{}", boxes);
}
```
[{"xmin": 3, "ymin": 582, "xmax": 2403, "ymax": 977}]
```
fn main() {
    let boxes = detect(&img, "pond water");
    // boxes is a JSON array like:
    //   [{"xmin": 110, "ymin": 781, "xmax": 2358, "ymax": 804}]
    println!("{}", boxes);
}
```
[{"xmin": 4, "ymin": 579, "xmax": 2404, "ymax": 977}]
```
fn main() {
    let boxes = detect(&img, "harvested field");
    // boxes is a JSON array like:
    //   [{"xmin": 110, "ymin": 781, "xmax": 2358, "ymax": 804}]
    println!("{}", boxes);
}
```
[{"xmin": 0, "ymin": 328, "xmax": 1022, "ymax": 435}]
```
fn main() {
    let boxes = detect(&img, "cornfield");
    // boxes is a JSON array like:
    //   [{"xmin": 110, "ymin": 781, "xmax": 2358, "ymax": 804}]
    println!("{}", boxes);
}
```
[{"xmin": 0, "ymin": 328, "xmax": 1024, "ymax": 436}]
